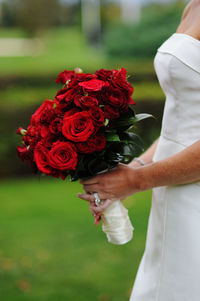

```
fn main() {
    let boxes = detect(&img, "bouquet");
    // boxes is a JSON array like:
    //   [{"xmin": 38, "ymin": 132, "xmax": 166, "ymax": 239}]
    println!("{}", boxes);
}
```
[{"xmin": 17, "ymin": 67, "xmax": 151, "ymax": 245}]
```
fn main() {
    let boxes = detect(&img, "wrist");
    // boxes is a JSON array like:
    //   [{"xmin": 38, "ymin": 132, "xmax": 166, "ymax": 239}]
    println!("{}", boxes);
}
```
[
  {"xmin": 133, "ymin": 157, "xmax": 145, "ymax": 166},
  {"xmin": 129, "ymin": 157, "xmax": 146, "ymax": 169},
  {"xmin": 130, "ymin": 164, "xmax": 154, "ymax": 192},
  {"xmin": 126, "ymin": 165, "xmax": 146, "ymax": 193}
]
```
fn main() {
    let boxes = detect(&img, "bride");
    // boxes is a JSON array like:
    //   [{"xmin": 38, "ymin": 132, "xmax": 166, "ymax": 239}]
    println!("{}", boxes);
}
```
[{"xmin": 78, "ymin": 1, "xmax": 200, "ymax": 300}]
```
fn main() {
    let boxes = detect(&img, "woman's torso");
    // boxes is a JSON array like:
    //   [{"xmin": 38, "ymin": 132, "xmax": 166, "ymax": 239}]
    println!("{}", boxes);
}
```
[{"xmin": 153, "ymin": 32, "xmax": 200, "ymax": 162}]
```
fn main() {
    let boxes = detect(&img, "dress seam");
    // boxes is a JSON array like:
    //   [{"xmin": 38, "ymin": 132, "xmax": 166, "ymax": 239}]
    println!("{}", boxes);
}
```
[
  {"xmin": 155, "ymin": 188, "xmax": 169, "ymax": 301},
  {"xmin": 160, "ymin": 134, "xmax": 187, "ymax": 147}
]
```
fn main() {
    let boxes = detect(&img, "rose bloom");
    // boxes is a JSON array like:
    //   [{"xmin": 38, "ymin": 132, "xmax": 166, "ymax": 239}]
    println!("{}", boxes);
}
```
[
  {"xmin": 89, "ymin": 107, "xmax": 104, "ymax": 128},
  {"xmin": 55, "ymin": 70, "xmax": 75, "ymax": 84},
  {"xmin": 56, "ymin": 88, "xmax": 80, "ymax": 106},
  {"xmin": 49, "ymin": 118, "xmax": 63, "ymax": 134},
  {"xmin": 40, "ymin": 125, "xmax": 51, "ymax": 138},
  {"xmin": 78, "ymin": 79, "xmax": 105, "ymax": 91},
  {"xmin": 74, "ymin": 95, "xmax": 99, "ymax": 109},
  {"xmin": 48, "ymin": 141, "xmax": 77, "ymax": 170},
  {"xmin": 76, "ymin": 134, "xmax": 106, "ymax": 153},
  {"xmin": 31, "ymin": 99, "xmax": 55, "ymax": 125},
  {"xmin": 62, "ymin": 111, "xmax": 95, "ymax": 142},
  {"xmin": 17, "ymin": 145, "xmax": 32, "ymax": 162},
  {"xmin": 34, "ymin": 143, "xmax": 52, "ymax": 175},
  {"xmin": 95, "ymin": 68, "xmax": 113, "ymax": 81},
  {"xmin": 104, "ymin": 105, "xmax": 120, "ymax": 119},
  {"xmin": 107, "ymin": 94, "xmax": 129, "ymax": 111}
]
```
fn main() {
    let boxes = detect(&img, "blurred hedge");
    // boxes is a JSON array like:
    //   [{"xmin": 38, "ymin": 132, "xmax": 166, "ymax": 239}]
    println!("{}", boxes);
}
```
[{"xmin": 103, "ymin": 2, "xmax": 184, "ymax": 58}]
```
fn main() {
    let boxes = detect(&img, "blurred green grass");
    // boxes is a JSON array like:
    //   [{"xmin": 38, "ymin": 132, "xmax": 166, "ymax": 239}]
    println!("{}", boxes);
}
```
[
  {"xmin": 0, "ymin": 27, "xmax": 155, "ymax": 77},
  {"xmin": 0, "ymin": 177, "xmax": 151, "ymax": 301}
]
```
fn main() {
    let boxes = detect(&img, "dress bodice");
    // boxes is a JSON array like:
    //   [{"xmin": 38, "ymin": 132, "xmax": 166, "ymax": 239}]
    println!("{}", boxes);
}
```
[{"xmin": 153, "ymin": 33, "xmax": 200, "ymax": 161}]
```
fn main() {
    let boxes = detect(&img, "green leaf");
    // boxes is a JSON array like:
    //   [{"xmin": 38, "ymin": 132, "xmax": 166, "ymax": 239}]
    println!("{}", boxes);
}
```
[
  {"xmin": 88, "ymin": 158, "xmax": 109, "ymax": 175},
  {"xmin": 104, "ymin": 118, "xmax": 109, "ymax": 126},
  {"xmin": 134, "ymin": 113, "xmax": 154, "ymax": 122},
  {"xmin": 113, "ymin": 112, "xmax": 154, "ymax": 129},
  {"xmin": 105, "ymin": 132, "xmax": 120, "ymax": 142},
  {"xmin": 112, "ymin": 117, "xmax": 136, "ymax": 129},
  {"xmin": 128, "ymin": 105, "xmax": 136, "ymax": 113},
  {"xmin": 119, "ymin": 132, "xmax": 143, "ymax": 145}
]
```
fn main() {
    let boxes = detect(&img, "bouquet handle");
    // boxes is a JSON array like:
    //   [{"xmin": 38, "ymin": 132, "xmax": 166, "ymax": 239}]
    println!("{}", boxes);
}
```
[{"xmin": 101, "ymin": 200, "xmax": 134, "ymax": 245}]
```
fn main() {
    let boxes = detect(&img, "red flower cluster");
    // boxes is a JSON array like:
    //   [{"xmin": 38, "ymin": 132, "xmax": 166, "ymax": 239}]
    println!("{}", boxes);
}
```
[{"xmin": 17, "ymin": 68, "xmax": 135, "ymax": 180}]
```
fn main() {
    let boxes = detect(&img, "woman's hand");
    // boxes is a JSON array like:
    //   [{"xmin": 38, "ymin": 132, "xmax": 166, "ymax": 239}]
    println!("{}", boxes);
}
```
[{"xmin": 78, "ymin": 163, "xmax": 142, "ymax": 220}]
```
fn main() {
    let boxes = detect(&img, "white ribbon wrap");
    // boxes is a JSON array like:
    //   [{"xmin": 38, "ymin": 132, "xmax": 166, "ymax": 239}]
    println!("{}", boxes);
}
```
[{"xmin": 101, "ymin": 200, "xmax": 134, "ymax": 245}]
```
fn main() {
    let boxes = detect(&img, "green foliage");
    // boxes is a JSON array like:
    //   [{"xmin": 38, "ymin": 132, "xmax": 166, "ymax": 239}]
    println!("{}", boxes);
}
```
[
  {"xmin": 0, "ymin": 1, "xmax": 18, "ymax": 27},
  {"xmin": 0, "ymin": 0, "xmax": 81, "ymax": 35},
  {"xmin": 0, "ymin": 177, "xmax": 152, "ymax": 301},
  {"xmin": 103, "ymin": 3, "xmax": 184, "ymax": 58}
]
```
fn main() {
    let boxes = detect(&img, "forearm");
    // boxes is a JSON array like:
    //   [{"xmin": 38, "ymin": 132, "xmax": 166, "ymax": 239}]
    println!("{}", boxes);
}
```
[
  {"xmin": 135, "ymin": 139, "xmax": 200, "ymax": 191},
  {"xmin": 129, "ymin": 137, "xmax": 159, "ymax": 168}
]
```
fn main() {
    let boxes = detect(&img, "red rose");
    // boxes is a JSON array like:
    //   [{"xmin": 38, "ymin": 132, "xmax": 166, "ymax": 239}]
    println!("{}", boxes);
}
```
[
  {"xmin": 31, "ymin": 100, "xmax": 55, "ymax": 125},
  {"xmin": 34, "ymin": 143, "xmax": 52, "ymax": 175},
  {"xmin": 22, "ymin": 125, "xmax": 41, "ymax": 148},
  {"xmin": 110, "ymin": 68, "xmax": 134, "ymax": 98},
  {"xmin": 63, "ymin": 108, "xmax": 80, "ymax": 118},
  {"xmin": 41, "ymin": 134, "xmax": 57, "ymax": 148},
  {"xmin": 78, "ymin": 79, "xmax": 105, "ymax": 91},
  {"xmin": 62, "ymin": 111, "xmax": 95, "ymax": 142},
  {"xmin": 56, "ymin": 70, "xmax": 75, "ymax": 84},
  {"xmin": 65, "ymin": 73, "xmax": 97, "ymax": 90},
  {"xmin": 54, "ymin": 102, "xmax": 73, "ymax": 116},
  {"xmin": 89, "ymin": 107, "xmax": 104, "ymax": 127},
  {"xmin": 48, "ymin": 141, "xmax": 77, "ymax": 170},
  {"xmin": 27, "ymin": 125, "xmax": 40, "ymax": 138},
  {"xmin": 93, "ymin": 134, "xmax": 106, "ymax": 151},
  {"xmin": 40, "ymin": 125, "xmax": 51, "ymax": 138},
  {"xmin": 74, "ymin": 95, "xmax": 98, "ymax": 109},
  {"xmin": 95, "ymin": 69, "xmax": 112, "ymax": 81},
  {"xmin": 49, "ymin": 118, "xmax": 63, "ymax": 134},
  {"xmin": 71, "ymin": 73, "xmax": 96, "ymax": 83},
  {"xmin": 76, "ymin": 134, "xmax": 106, "ymax": 153},
  {"xmin": 104, "ymin": 105, "xmax": 120, "ymax": 119},
  {"xmin": 56, "ymin": 88, "xmax": 80, "ymax": 105},
  {"xmin": 128, "ymin": 96, "xmax": 136, "ymax": 105},
  {"xmin": 107, "ymin": 94, "xmax": 129, "ymax": 111},
  {"xmin": 17, "ymin": 145, "xmax": 37, "ymax": 171},
  {"xmin": 16, "ymin": 127, "xmax": 27, "ymax": 136},
  {"xmin": 17, "ymin": 145, "xmax": 32, "ymax": 161}
]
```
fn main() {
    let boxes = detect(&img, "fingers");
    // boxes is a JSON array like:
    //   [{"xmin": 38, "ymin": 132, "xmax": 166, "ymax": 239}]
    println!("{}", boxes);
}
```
[
  {"xmin": 94, "ymin": 215, "xmax": 101, "ymax": 226},
  {"xmin": 82, "ymin": 184, "xmax": 100, "ymax": 193},
  {"xmin": 79, "ymin": 176, "xmax": 99, "ymax": 185},
  {"xmin": 78, "ymin": 192, "xmax": 107, "ymax": 202},
  {"xmin": 78, "ymin": 193, "xmax": 94, "ymax": 202},
  {"xmin": 90, "ymin": 199, "xmax": 113, "ymax": 214},
  {"xmin": 78, "ymin": 193, "xmax": 114, "ymax": 225}
]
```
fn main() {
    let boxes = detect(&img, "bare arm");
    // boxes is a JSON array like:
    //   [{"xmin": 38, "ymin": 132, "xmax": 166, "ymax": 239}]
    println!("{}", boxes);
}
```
[
  {"xmin": 137, "ymin": 139, "xmax": 200, "ymax": 191},
  {"xmin": 129, "ymin": 138, "xmax": 159, "ymax": 168}
]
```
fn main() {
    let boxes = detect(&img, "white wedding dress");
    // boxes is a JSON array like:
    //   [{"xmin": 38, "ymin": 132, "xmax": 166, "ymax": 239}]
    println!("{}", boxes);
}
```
[{"xmin": 130, "ymin": 33, "xmax": 200, "ymax": 301}]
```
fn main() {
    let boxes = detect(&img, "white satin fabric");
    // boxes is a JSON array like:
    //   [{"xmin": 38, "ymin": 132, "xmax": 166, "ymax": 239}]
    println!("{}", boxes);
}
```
[
  {"xmin": 130, "ymin": 33, "xmax": 200, "ymax": 301},
  {"xmin": 101, "ymin": 200, "xmax": 134, "ymax": 245}
]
